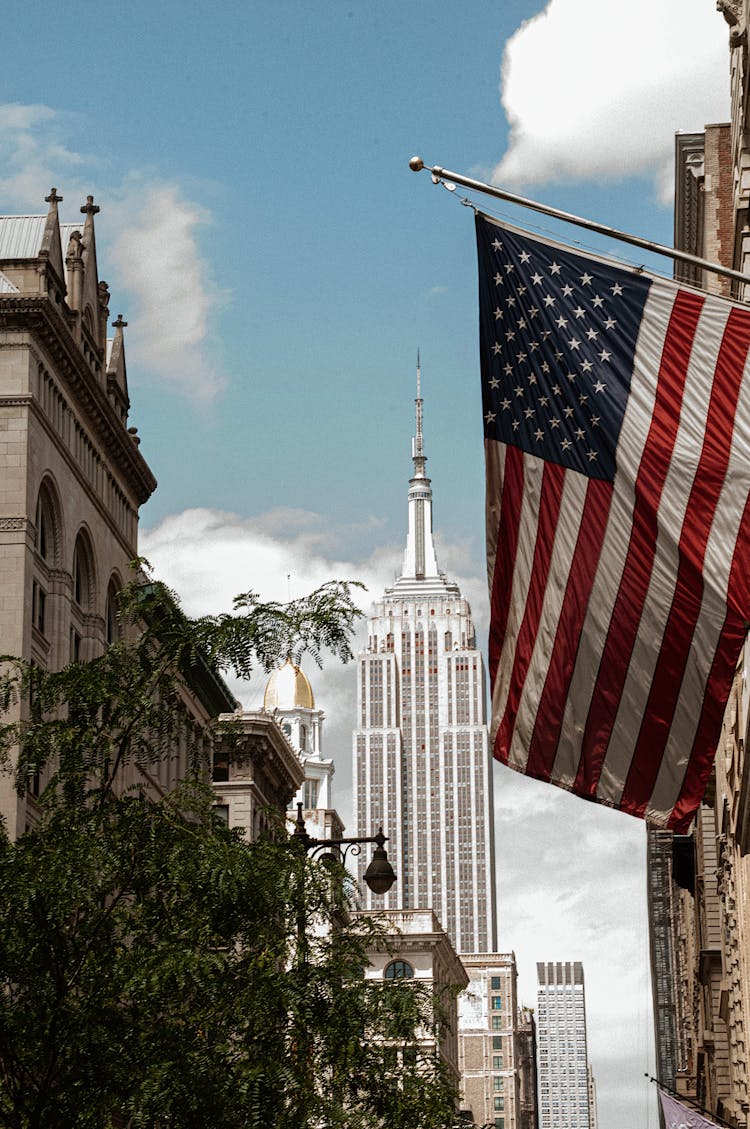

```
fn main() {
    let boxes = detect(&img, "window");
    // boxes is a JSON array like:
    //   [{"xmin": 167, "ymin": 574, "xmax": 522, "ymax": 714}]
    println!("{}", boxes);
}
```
[
  {"xmin": 494, "ymin": 1120, "xmax": 504, "ymax": 1129},
  {"xmin": 384, "ymin": 960, "xmax": 415, "ymax": 980},
  {"xmin": 299, "ymin": 723, "xmax": 307, "ymax": 751},
  {"xmin": 70, "ymin": 627, "xmax": 81, "ymax": 662},
  {"xmin": 72, "ymin": 534, "xmax": 95, "ymax": 610},
  {"xmin": 493, "ymin": 1055, "xmax": 503, "ymax": 1069},
  {"xmin": 492, "ymin": 1036, "xmax": 502, "ymax": 1050},
  {"xmin": 32, "ymin": 581, "xmax": 46, "ymax": 635},
  {"xmin": 493, "ymin": 1076, "xmax": 503, "ymax": 1091},
  {"xmin": 213, "ymin": 804, "xmax": 229, "ymax": 825},
  {"xmin": 491, "ymin": 996, "xmax": 502, "ymax": 1010},
  {"xmin": 35, "ymin": 482, "xmax": 59, "ymax": 564},
  {"xmin": 492, "ymin": 1016, "xmax": 503, "ymax": 1030},
  {"xmin": 303, "ymin": 779, "xmax": 319, "ymax": 809},
  {"xmin": 494, "ymin": 1096, "xmax": 504, "ymax": 1111}
]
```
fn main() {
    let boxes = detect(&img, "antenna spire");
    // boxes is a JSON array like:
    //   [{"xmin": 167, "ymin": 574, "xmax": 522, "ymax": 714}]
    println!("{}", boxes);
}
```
[
  {"xmin": 402, "ymin": 354, "xmax": 439, "ymax": 580},
  {"xmin": 413, "ymin": 350, "xmax": 425, "ymax": 475}
]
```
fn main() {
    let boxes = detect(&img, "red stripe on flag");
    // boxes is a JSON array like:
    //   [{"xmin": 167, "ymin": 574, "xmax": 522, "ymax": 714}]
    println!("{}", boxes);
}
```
[
  {"xmin": 488, "ymin": 442, "xmax": 524, "ymax": 688},
  {"xmin": 494, "ymin": 460, "xmax": 566, "ymax": 761},
  {"xmin": 668, "ymin": 478, "xmax": 750, "ymax": 830},
  {"xmin": 524, "ymin": 477, "xmax": 613, "ymax": 782},
  {"xmin": 665, "ymin": 610, "xmax": 746, "ymax": 831},
  {"xmin": 622, "ymin": 306, "xmax": 750, "ymax": 816},
  {"xmin": 574, "ymin": 290, "xmax": 705, "ymax": 798}
]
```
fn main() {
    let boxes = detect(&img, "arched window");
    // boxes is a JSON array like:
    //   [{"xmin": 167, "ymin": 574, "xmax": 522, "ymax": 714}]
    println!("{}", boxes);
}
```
[
  {"xmin": 384, "ymin": 960, "xmax": 415, "ymax": 980},
  {"xmin": 34, "ymin": 480, "xmax": 61, "ymax": 565},
  {"xmin": 72, "ymin": 533, "xmax": 95, "ymax": 611},
  {"xmin": 299, "ymin": 723, "xmax": 307, "ymax": 752}
]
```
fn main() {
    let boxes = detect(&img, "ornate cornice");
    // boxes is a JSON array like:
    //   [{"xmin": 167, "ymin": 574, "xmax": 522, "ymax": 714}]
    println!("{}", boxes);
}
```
[
  {"xmin": 0, "ymin": 296, "xmax": 157, "ymax": 504},
  {"xmin": 0, "ymin": 395, "xmax": 33, "ymax": 407}
]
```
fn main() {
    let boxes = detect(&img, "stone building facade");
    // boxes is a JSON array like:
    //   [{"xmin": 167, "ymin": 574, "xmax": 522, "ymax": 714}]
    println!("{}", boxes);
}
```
[
  {"xmin": 361, "ymin": 908, "xmax": 468, "ymax": 1089},
  {"xmin": 0, "ymin": 189, "xmax": 236, "ymax": 836},
  {"xmin": 516, "ymin": 1005, "xmax": 539, "ymax": 1129},
  {"xmin": 212, "ymin": 709, "xmax": 305, "ymax": 840},
  {"xmin": 458, "ymin": 953, "xmax": 531, "ymax": 1129}
]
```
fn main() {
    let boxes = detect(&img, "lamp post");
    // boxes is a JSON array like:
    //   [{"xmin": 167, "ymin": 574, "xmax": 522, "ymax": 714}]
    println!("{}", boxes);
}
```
[
  {"xmin": 291, "ymin": 801, "xmax": 396, "ymax": 895},
  {"xmin": 286, "ymin": 804, "xmax": 397, "ymax": 1125}
]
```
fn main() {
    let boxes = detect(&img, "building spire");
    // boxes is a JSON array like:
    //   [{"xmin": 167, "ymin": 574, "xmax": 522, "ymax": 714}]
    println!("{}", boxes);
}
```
[
  {"xmin": 414, "ymin": 348, "xmax": 424, "ymax": 468},
  {"xmin": 401, "ymin": 354, "xmax": 440, "ymax": 581}
]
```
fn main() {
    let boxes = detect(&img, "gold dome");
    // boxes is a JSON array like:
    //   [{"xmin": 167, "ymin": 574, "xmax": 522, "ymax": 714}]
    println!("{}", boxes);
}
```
[{"xmin": 263, "ymin": 656, "xmax": 315, "ymax": 710}]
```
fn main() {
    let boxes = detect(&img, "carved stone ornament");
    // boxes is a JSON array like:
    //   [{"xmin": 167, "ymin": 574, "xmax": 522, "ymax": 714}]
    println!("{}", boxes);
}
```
[
  {"xmin": 0, "ymin": 517, "xmax": 26, "ymax": 531},
  {"xmin": 98, "ymin": 280, "xmax": 110, "ymax": 311},
  {"xmin": 65, "ymin": 230, "xmax": 83, "ymax": 262},
  {"xmin": 718, "ymin": 0, "xmax": 747, "ymax": 45}
]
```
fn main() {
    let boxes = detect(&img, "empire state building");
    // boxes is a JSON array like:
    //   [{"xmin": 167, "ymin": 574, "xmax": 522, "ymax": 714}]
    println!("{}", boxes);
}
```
[{"xmin": 353, "ymin": 364, "xmax": 497, "ymax": 953}]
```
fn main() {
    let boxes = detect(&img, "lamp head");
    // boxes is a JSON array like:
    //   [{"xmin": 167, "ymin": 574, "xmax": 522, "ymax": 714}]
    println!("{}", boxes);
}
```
[{"xmin": 363, "ymin": 833, "xmax": 396, "ymax": 895}]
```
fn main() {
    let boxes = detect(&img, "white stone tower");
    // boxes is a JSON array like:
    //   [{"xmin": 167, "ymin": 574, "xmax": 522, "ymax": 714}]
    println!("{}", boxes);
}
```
[
  {"xmin": 263, "ymin": 657, "xmax": 341, "ymax": 840},
  {"xmin": 353, "ymin": 359, "xmax": 497, "ymax": 954}
]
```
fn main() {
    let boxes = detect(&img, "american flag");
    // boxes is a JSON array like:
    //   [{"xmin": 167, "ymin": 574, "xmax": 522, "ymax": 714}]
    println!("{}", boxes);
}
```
[{"xmin": 477, "ymin": 211, "xmax": 750, "ymax": 831}]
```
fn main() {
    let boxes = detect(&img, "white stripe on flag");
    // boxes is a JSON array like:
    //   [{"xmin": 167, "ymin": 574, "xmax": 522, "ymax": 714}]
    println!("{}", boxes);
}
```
[
  {"xmin": 507, "ymin": 466, "xmax": 589, "ymax": 769},
  {"xmin": 490, "ymin": 451, "xmax": 544, "ymax": 769}
]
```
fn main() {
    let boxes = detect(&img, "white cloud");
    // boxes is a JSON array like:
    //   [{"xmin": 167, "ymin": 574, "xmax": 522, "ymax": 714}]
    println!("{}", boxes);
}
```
[
  {"xmin": 0, "ymin": 102, "xmax": 226, "ymax": 403},
  {"xmin": 494, "ymin": 0, "xmax": 729, "ymax": 202},
  {"xmin": 108, "ymin": 181, "xmax": 226, "ymax": 403}
]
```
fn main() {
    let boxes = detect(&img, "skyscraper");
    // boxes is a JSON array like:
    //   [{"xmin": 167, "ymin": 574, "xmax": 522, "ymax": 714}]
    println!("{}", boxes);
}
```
[
  {"xmin": 536, "ymin": 962, "xmax": 595, "ymax": 1129},
  {"xmin": 353, "ymin": 361, "xmax": 497, "ymax": 954}
]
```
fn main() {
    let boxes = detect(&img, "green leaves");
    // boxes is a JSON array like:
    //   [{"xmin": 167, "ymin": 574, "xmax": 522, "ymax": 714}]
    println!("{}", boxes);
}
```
[
  {"xmin": 0, "ymin": 572, "xmax": 365, "ymax": 802},
  {"xmin": 0, "ymin": 787, "xmax": 459, "ymax": 1127},
  {"xmin": 0, "ymin": 573, "xmax": 459, "ymax": 1127}
]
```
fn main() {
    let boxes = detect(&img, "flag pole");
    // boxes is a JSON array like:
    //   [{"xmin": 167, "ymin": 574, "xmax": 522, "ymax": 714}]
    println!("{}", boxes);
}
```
[
  {"xmin": 408, "ymin": 156, "xmax": 750, "ymax": 291},
  {"xmin": 643, "ymin": 1074, "xmax": 733, "ymax": 1128}
]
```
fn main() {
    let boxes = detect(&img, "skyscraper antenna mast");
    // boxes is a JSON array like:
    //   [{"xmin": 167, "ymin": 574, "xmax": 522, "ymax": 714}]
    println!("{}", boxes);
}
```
[{"xmin": 414, "ymin": 349, "xmax": 423, "ymax": 461}]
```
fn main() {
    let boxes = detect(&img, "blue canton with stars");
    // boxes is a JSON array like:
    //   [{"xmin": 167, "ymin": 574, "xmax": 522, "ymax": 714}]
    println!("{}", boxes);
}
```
[{"xmin": 476, "ymin": 214, "xmax": 652, "ymax": 483}]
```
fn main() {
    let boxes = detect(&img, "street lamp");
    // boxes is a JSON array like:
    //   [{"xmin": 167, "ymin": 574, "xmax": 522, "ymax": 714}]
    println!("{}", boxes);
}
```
[{"xmin": 291, "ymin": 801, "xmax": 396, "ymax": 895}]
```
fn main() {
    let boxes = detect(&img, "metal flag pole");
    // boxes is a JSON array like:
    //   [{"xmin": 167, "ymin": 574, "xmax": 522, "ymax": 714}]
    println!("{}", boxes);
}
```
[
  {"xmin": 408, "ymin": 156, "xmax": 750, "ymax": 291},
  {"xmin": 643, "ymin": 1074, "xmax": 732, "ymax": 1129}
]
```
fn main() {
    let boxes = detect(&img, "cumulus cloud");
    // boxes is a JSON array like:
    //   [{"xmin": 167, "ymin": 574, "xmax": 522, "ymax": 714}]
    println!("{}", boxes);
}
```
[
  {"xmin": 494, "ymin": 0, "xmax": 729, "ymax": 202},
  {"xmin": 108, "ymin": 182, "xmax": 225, "ymax": 403},
  {"xmin": 0, "ymin": 102, "xmax": 225, "ymax": 403}
]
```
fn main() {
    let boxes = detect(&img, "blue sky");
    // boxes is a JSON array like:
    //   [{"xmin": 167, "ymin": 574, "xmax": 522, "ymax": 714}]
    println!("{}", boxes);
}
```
[{"xmin": 0, "ymin": 3, "xmax": 732, "ymax": 1126}]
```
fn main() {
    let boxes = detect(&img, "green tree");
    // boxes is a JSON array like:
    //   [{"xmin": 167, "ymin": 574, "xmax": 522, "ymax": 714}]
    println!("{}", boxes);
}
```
[{"xmin": 0, "ymin": 576, "xmax": 462, "ymax": 1128}]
